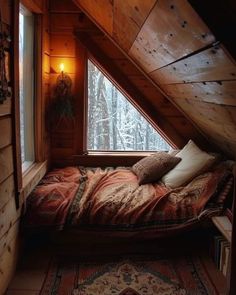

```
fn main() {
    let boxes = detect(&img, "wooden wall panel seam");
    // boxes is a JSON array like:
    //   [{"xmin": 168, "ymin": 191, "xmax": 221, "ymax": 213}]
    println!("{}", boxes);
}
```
[{"xmin": 122, "ymin": 0, "xmax": 158, "ymax": 52}]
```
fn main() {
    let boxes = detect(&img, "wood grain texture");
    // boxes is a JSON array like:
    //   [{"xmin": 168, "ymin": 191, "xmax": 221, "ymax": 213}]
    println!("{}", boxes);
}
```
[
  {"xmin": 50, "ymin": 0, "xmax": 80, "ymax": 12},
  {"xmin": 0, "ymin": 197, "xmax": 20, "ymax": 241},
  {"xmin": 0, "ymin": 234, "xmax": 19, "ymax": 295},
  {"xmin": 21, "ymin": 0, "xmax": 43, "ymax": 13},
  {"xmin": 0, "ymin": 222, "xmax": 19, "ymax": 258},
  {"xmin": 50, "ymin": 34, "xmax": 76, "ymax": 57},
  {"xmin": 162, "ymin": 80, "xmax": 236, "ymax": 106},
  {"xmin": 0, "ymin": 0, "xmax": 11, "ymax": 25},
  {"xmin": 0, "ymin": 117, "xmax": 12, "ymax": 149},
  {"xmin": 50, "ymin": 56, "xmax": 76, "ymax": 74},
  {"xmin": 129, "ymin": 0, "xmax": 215, "ymax": 72},
  {"xmin": 173, "ymin": 98, "xmax": 236, "ymax": 158},
  {"xmin": 0, "ymin": 175, "xmax": 15, "ymax": 213},
  {"xmin": 0, "ymin": 98, "xmax": 11, "ymax": 117},
  {"xmin": 113, "ymin": 0, "xmax": 156, "ymax": 51},
  {"xmin": 74, "ymin": 0, "xmax": 113, "ymax": 35},
  {"xmin": 0, "ymin": 145, "xmax": 14, "ymax": 184},
  {"xmin": 151, "ymin": 45, "xmax": 236, "ymax": 84}
]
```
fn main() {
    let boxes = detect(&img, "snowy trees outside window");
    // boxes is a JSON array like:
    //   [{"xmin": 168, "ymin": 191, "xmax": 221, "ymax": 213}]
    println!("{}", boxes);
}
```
[{"xmin": 87, "ymin": 60, "xmax": 171, "ymax": 152}]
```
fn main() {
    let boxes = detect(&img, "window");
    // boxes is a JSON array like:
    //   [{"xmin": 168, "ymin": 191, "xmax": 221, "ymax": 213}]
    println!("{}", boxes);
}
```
[
  {"xmin": 87, "ymin": 59, "xmax": 171, "ymax": 152},
  {"xmin": 19, "ymin": 5, "xmax": 35, "ymax": 172}
]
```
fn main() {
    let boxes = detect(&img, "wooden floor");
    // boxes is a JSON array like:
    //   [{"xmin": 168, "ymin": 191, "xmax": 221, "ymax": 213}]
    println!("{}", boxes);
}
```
[{"xmin": 5, "ymin": 232, "xmax": 227, "ymax": 295}]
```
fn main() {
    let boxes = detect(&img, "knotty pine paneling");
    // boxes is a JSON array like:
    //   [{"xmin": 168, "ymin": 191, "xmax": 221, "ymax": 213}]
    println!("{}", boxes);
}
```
[
  {"xmin": 0, "ymin": 175, "xmax": 15, "ymax": 211},
  {"xmin": 50, "ymin": 14, "xmax": 83, "ymax": 34},
  {"xmin": 50, "ymin": 56, "xmax": 76, "ymax": 74},
  {"xmin": 0, "ymin": 236, "xmax": 19, "ymax": 294},
  {"xmin": 50, "ymin": 34, "xmax": 76, "ymax": 57},
  {"xmin": 0, "ymin": 0, "xmax": 11, "ymax": 25},
  {"xmin": 0, "ymin": 117, "xmax": 12, "ymax": 149},
  {"xmin": 173, "ymin": 98, "xmax": 236, "ymax": 157},
  {"xmin": 0, "ymin": 222, "xmax": 19, "ymax": 258},
  {"xmin": 0, "ymin": 1, "xmax": 50, "ymax": 293},
  {"xmin": 50, "ymin": 6, "xmax": 84, "ymax": 165},
  {"xmin": 151, "ymin": 45, "xmax": 236, "ymax": 84},
  {"xmin": 113, "ymin": 0, "xmax": 156, "ymax": 51},
  {"xmin": 163, "ymin": 80, "xmax": 236, "ymax": 106},
  {"xmin": 0, "ymin": 2, "xmax": 17, "ymax": 294},
  {"xmin": 0, "ymin": 197, "xmax": 20, "ymax": 241},
  {"xmin": 112, "ymin": 59, "xmax": 142, "ymax": 76},
  {"xmin": 127, "ymin": 75, "xmax": 183, "ymax": 116},
  {"xmin": 50, "ymin": 0, "xmax": 80, "ymax": 12},
  {"xmin": 195, "ymin": 120, "xmax": 236, "ymax": 157},
  {"xmin": 0, "ymin": 145, "xmax": 14, "ymax": 184},
  {"xmin": 74, "ymin": 0, "xmax": 113, "ymax": 35},
  {"xmin": 90, "ymin": 35, "xmax": 125, "ymax": 59},
  {"xmin": 129, "ymin": 0, "xmax": 215, "ymax": 72},
  {"xmin": 0, "ymin": 98, "xmax": 11, "ymax": 117},
  {"xmin": 182, "ymin": 100, "xmax": 236, "ymax": 125}
]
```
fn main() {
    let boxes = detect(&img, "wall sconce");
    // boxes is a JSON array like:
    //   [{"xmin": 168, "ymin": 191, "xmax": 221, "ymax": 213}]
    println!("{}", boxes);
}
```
[
  {"xmin": 50, "ymin": 62, "xmax": 74, "ymax": 129},
  {"xmin": 55, "ymin": 63, "xmax": 72, "ymax": 97}
]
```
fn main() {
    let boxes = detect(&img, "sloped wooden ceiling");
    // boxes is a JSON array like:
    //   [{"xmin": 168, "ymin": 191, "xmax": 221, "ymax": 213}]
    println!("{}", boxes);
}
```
[{"xmin": 73, "ymin": 0, "xmax": 236, "ymax": 159}]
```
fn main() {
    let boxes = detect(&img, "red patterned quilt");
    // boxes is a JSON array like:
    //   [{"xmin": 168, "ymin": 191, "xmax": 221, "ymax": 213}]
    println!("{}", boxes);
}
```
[{"xmin": 23, "ymin": 163, "xmax": 232, "ymax": 235}]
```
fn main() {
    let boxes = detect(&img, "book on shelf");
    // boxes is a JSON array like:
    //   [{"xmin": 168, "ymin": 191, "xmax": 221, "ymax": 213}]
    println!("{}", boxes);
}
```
[
  {"xmin": 211, "ymin": 234, "xmax": 231, "ymax": 277},
  {"xmin": 223, "ymin": 246, "xmax": 230, "ymax": 277},
  {"xmin": 220, "ymin": 240, "xmax": 229, "ymax": 272}
]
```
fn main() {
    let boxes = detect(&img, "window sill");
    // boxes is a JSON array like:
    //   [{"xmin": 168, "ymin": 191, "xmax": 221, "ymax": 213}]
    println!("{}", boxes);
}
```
[
  {"xmin": 21, "ymin": 160, "xmax": 48, "ymax": 201},
  {"xmin": 85, "ymin": 151, "xmax": 159, "ymax": 156},
  {"xmin": 22, "ymin": 160, "xmax": 35, "ymax": 175}
]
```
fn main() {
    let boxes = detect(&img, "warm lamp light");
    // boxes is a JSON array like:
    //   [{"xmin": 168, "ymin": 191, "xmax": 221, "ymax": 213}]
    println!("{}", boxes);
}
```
[
  {"xmin": 55, "ymin": 62, "xmax": 72, "ymax": 97},
  {"xmin": 59, "ymin": 63, "xmax": 65, "ymax": 72}
]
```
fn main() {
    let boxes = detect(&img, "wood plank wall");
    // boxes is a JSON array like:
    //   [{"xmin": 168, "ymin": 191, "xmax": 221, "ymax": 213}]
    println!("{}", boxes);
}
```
[
  {"xmin": 0, "ymin": 1, "xmax": 19, "ymax": 291},
  {"xmin": 74, "ymin": 0, "xmax": 236, "ymax": 159},
  {"xmin": 0, "ymin": 1, "xmax": 49, "ymax": 293},
  {"xmin": 49, "ymin": 0, "xmax": 86, "ymax": 166}
]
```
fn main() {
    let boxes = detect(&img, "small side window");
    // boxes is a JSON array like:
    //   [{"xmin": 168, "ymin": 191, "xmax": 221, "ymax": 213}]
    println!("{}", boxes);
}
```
[{"xmin": 19, "ymin": 4, "xmax": 35, "ymax": 172}]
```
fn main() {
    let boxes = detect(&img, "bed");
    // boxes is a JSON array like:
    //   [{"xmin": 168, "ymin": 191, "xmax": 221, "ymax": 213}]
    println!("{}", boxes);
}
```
[{"xmin": 22, "ymin": 160, "xmax": 233, "ymax": 239}]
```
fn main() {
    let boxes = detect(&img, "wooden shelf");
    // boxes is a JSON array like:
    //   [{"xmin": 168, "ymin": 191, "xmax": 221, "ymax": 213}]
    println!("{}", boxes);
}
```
[{"xmin": 212, "ymin": 216, "xmax": 232, "ymax": 243}]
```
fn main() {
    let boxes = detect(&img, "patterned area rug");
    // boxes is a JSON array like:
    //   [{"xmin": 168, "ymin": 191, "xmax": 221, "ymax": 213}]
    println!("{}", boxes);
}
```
[{"xmin": 40, "ymin": 255, "xmax": 218, "ymax": 295}]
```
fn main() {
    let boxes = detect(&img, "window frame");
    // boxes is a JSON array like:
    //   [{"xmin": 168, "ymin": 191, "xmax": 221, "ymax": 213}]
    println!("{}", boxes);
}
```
[
  {"xmin": 19, "ymin": 5, "xmax": 35, "ymax": 173},
  {"xmin": 85, "ymin": 56, "xmax": 172, "ymax": 154},
  {"xmin": 13, "ymin": 0, "xmax": 44, "ymax": 195}
]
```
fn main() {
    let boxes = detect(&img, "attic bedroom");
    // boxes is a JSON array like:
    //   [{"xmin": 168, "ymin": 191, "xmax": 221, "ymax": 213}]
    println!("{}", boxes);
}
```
[{"xmin": 0, "ymin": 0, "xmax": 236, "ymax": 294}]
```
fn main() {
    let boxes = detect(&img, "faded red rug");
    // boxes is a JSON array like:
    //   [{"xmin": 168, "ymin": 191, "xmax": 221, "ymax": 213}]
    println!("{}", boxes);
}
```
[{"xmin": 40, "ymin": 255, "xmax": 219, "ymax": 295}]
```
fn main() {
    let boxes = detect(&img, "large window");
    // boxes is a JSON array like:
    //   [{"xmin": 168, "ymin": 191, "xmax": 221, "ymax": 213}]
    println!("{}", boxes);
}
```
[
  {"xmin": 87, "ymin": 59, "xmax": 171, "ymax": 152},
  {"xmin": 19, "ymin": 5, "xmax": 35, "ymax": 171}
]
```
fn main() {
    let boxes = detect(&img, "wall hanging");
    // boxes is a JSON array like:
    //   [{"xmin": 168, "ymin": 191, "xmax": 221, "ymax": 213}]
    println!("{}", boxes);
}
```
[
  {"xmin": 0, "ymin": 11, "xmax": 11, "ymax": 104},
  {"xmin": 50, "ymin": 63, "xmax": 75, "ymax": 130}
]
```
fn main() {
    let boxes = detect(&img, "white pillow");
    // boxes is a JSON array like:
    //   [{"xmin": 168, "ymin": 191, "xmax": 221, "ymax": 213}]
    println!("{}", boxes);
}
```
[{"xmin": 161, "ymin": 140, "xmax": 216, "ymax": 188}]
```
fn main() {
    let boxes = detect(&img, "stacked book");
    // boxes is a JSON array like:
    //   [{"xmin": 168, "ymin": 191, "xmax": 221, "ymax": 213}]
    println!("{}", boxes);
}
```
[
  {"xmin": 212, "ymin": 235, "xmax": 230, "ymax": 276},
  {"xmin": 211, "ymin": 214, "xmax": 232, "ymax": 277}
]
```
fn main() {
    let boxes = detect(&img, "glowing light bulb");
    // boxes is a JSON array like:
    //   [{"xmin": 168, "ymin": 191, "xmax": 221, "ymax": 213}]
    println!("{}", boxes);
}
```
[{"xmin": 59, "ymin": 63, "xmax": 65, "ymax": 72}]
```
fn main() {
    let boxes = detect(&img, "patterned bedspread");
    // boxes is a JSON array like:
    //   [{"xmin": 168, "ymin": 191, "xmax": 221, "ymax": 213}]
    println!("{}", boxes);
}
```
[{"xmin": 23, "ymin": 163, "xmax": 232, "ymax": 235}]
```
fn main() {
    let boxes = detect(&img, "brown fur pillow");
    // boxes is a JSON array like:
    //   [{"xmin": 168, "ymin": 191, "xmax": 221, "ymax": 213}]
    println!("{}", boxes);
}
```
[{"xmin": 132, "ymin": 152, "xmax": 181, "ymax": 185}]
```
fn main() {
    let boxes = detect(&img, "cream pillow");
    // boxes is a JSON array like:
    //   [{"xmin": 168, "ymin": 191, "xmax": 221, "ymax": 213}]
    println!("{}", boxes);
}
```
[{"xmin": 161, "ymin": 140, "xmax": 216, "ymax": 188}]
